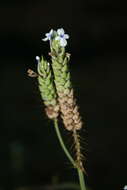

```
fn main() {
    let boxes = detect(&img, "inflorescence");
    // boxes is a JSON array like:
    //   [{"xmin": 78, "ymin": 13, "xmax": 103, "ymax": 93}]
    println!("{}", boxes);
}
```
[{"xmin": 27, "ymin": 28, "xmax": 85, "ymax": 171}]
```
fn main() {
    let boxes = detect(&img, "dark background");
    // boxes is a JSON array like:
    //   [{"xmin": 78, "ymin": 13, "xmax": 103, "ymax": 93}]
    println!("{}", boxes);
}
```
[{"xmin": 0, "ymin": 0, "xmax": 127, "ymax": 190}]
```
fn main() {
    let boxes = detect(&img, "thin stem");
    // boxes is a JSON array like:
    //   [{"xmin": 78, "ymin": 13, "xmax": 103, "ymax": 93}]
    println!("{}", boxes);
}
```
[
  {"xmin": 77, "ymin": 168, "xmax": 87, "ymax": 190},
  {"xmin": 53, "ymin": 119, "xmax": 87, "ymax": 190},
  {"xmin": 53, "ymin": 119, "xmax": 75, "ymax": 167}
]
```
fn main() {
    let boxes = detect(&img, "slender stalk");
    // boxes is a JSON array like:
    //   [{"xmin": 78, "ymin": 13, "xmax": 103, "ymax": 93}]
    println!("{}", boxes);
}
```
[
  {"xmin": 53, "ymin": 119, "xmax": 75, "ymax": 167},
  {"xmin": 77, "ymin": 168, "xmax": 87, "ymax": 190},
  {"xmin": 53, "ymin": 119, "xmax": 87, "ymax": 190}
]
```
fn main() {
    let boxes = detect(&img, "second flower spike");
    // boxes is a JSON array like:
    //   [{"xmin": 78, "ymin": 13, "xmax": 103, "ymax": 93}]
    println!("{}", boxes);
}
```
[{"xmin": 37, "ymin": 56, "xmax": 59, "ymax": 119}]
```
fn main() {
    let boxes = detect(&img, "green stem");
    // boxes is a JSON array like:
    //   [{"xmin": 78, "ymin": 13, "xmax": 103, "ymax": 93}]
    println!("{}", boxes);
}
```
[
  {"xmin": 53, "ymin": 119, "xmax": 87, "ymax": 190},
  {"xmin": 77, "ymin": 168, "xmax": 87, "ymax": 190},
  {"xmin": 53, "ymin": 119, "xmax": 75, "ymax": 167}
]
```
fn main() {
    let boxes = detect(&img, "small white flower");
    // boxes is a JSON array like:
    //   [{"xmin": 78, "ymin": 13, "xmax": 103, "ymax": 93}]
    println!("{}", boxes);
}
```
[
  {"xmin": 55, "ymin": 28, "xmax": 69, "ymax": 47},
  {"xmin": 124, "ymin": 185, "xmax": 127, "ymax": 190},
  {"xmin": 42, "ymin": 29, "xmax": 54, "ymax": 41}
]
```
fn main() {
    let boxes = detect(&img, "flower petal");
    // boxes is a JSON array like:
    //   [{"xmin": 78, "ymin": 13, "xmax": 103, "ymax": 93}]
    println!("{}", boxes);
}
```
[
  {"xmin": 60, "ymin": 38, "xmax": 67, "ymax": 47},
  {"xmin": 42, "ymin": 29, "xmax": 54, "ymax": 41},
  {"xmin": 64, "ymin": 34, "xmax": 69, "ymax": 39},
  {"xmin": 45, "ymin": 33, "xmax": 49, "ymax": 37},
  {"xmin": 42, "ymin": 37, "xmax": 48, "ymax": 41},
  {"xmin": 57, "ymin": 28, "xmax": 65, "ymax": 36},
  {"xmin": 49, "ymin": 29, "xmax": 53, "ymax": 35}
]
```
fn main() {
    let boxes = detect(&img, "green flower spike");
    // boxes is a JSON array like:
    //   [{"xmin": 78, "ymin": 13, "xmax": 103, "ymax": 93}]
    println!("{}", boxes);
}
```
[
  {"xmin": 36, "ymin": 56, "xmax": 59, "ymax": 119},
  {"xmin": 46, "ymin": 28, "xmax": 84, "ymax": 171},
  {"xmin": 48, "ymin": 29, "xmax": 82, "ymax": 131}
]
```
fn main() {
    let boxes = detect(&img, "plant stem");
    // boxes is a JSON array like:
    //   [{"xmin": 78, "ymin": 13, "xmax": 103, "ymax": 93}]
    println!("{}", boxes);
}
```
[
  {"xmin": 53, "ymin": 119, "xmax": 87, "ymax": 190},
  {"xmin": 77, "ymin": 168, "xmax": 87, "ymax": 190},
  {"xmin": 53, "ymin": 119, "xmax": 75, "ymax": 167}
]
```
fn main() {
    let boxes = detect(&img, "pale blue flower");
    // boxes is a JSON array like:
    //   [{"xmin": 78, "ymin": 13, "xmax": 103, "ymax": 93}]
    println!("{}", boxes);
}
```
[
  {"xmin": 124, "ymin": 185, "xmax": 127, "ymax": 190},
  {"xmin": 55, "ymin": 28, "xmax": 69, "ymax": 47},
  {"xmin": 42, "ymin": 29, "xmax": 54, "ymax": 41}
]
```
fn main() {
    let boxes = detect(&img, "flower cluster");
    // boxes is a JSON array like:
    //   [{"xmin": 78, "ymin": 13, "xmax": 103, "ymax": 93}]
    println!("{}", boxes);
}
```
[
  {"xmin": 42, "ymin": 28, "xmax": 69, "ymax": 47},
  {"xmin": 28, "ymin": 27, "xmax": 85, "ymax": 173}
]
